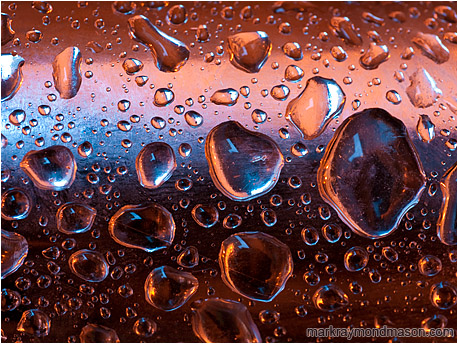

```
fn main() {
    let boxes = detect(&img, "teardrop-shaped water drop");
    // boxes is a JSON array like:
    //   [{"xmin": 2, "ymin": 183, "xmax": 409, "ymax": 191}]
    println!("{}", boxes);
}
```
[
  {"xmin": 344, "ymin": 246, "xmax": 369, "ymax": 272},
  {"xmin": 227, "ymin": 31, "xmax": 271, "ymax": 73},
  {"xmin": 135, "ymin": 142, "xmax": 176, "ymax": 189},
  {"xmin": 416, "ymin": 114, "xmax": 435, "ymax": 143},
  {"xmin": 52, "ymin": 47, "xmax": 82, "ymax": 99}
]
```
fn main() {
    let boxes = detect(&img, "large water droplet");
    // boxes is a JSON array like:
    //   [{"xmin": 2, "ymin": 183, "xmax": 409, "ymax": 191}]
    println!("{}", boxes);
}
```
[
  {"xmin": 219, "ymin": 231, "xmax": 293, "ymax": 301},
  {"xmin": 135, "ymin": 142, "xmax": 176, "ymax": 189},
  {"xmin": 79, "ymin": 324, "xmax": 120, "ymax": 343},
  {"xmin": 17, "ymin": 309, "xmax": 50, "ymax": 337},
  {"xmin": 191, "ymin": 298, "xmax": 262, "ymax": 343},
  {"xmin": 286, "ymin": 76, "xmax": 346, "ymax": 140},
  {"xmin": 108, "ymin": 203, "xmax": 175, "ymax": 252},
  {"xmin": 205, "ymin": 121, "xmax": 284, "ymax": 201},
  {"xmin": 271, "ymin": 84, "xmax": 290, "ymax": 101},
  {"xmin": 416, "ymin": 114, "xmax": 436, "ymax": 143},
  {"xmin": 52, "ymin": 47, "xmax": 82, "ymax": 99},
  {"xmin": 1, "ymin": 54, "xmax": 24, "ymax": 101},
  {"xmin": 167, "ymin": 4, "xmax": 187, "ymax": 25},
  {"xmin": 1, "ymin": 229, "xmax": 28, "ymax": 279},
  {"xmin": 344, "ymin": 246, "xmax": 369, "ymax": 271},
  {"xmin": 412, "ymin": 32, "xmax": 450, "ymax": 64},
  {"xmin": 359, "ymin": 43, "xmax": 390, "ymax": 70},
  {"xmin": 282, "ymin": 42, "xmax": 302, "ymax": 60},
  {"xmin": 210, "ymin": 88, "xmax": 239, "ymax": 106},
  {"xmin": 113, "ymin": 1, "xmax": 136, "ymax": 15},
  {"xmin": 313, "ymin": 284, "xmax": 349, "ymax": 312},
  {"xmin": 128, "ymin": 15, "xmax": 190, "ymax": 72},
  {"xmin": 437, "ymin": 163, "xmax": 457, "ymax": 245},
  {"xmin": 418, "ymin": 255, "xmax": 442, "ymax": 276},
  {"xmin": 68, "ymin": 249, "xmax": 109, "ymax": 282},
  {"xmin": 318, "ymin": 108, "xmax": 426, "ymax": 239},
  {"xmin": 154, "ymin": 88, "xmax": 174, "ymax": 107},
  {"xmin": 330, "ymin": 17, "xmax": 362, "ymax": 45},
  {"xmin": 1, "ymin": 13, "xmax": 15, "ymax": 46},
  {"xmin": 8, "ymin": 109, "xmax": 26, "ymax": 126},
  {"xmin": 32, "ymin": 1, "xmax": 53, "ymax": 14},
  {"xmin": 434, "ymin": 5, "xmax": 457, "ymax": 23},
  {"xmin": 430, "ymin": 282, "xmax": 456, "ymax": 309},
  {"xmin": 406, "ymin": 68, "xmax": 442, "ymax": 108},
  {"xmin": 20, "ymin": 145, "xmax": 77, "ymax": 191},
  {"xmin": 1, "ymin": 188, "xmax": 31, "ymax": 220},
  {"xmin": 56, "ymin": 202, "xmax": 97, "ymax": 234},
  {"xmin": 144, "ymin": 266, "xmax": 198, "ymax": 311},
  {"xmin": 227, "ymin": 31, "xmax": 271, "ymax": 73}
]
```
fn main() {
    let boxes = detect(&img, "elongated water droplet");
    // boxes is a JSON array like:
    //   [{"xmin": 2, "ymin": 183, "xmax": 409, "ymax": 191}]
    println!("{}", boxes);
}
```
[
  {"xmin": 128, "ymin": 15, "xmax": 190, "ymax": 72},
  {"xmin": 313, "ymin": 284, "xmax": 349, "ymax": 312},
  {"xmin": 286, "ymin": 76, "xmax": 345, "ymax": 140},
  {"xmin": 386, "ymin": 90, "xmax": 402, "ymax": 104},
  {"xmin": 136, "ymin": 142, "xmax": 176, "ymax": 189},
  {"xmin": 184, "ymin": 110, "xmax": 203, "ymax": 128},
  {"xmin": 416, "ymin": 114, "xmax": 435, "ymax": 142},
  {"xmin": 52, "ymin": 47, "xmax": 82, "ymax": 99},
  {"xmin": 20, "ymin": 145, "xmax": 77, "ymax": 191},
  {"xmin": 406, "ymin": 68, "xmax": 442, "ymax": 108},
  {"xmin": 219, "ymin": 231, "xmax": 293, "ymax": 301},
  {"xmin": 1, "ymin": 54, "xmax": 24, "ymax": 101},
  {"xmin": 205, "ymin": 121, "xmax": 284, "ymax": 201},
  {"xmin": 330, "ymin": 17, "xmax": 362, "ymax": 45},
  {"xmin": 318, "ymin": 108, "xmax": 426, "ymax": 239},
  {"xmin": 192, "ymin": 204, "xmax": 219, "ymax": 228},
  {"xmin": 434, "ymin": 5, "xmax": 457, "ymax": 22},
  {"xmin": 56, "ymin": 202, "xmax": 97, "ymax": 235},
  {"xmin": 412, "ymin": 32, "xmax": 450, "ymax": 64},
  {"xmin": 210, "ymin": 88, "xmax": 239, "ymax": 106},
  {"xmin": 437, "ymin": 163, "xmax": 457, "ymax": 245},
  {"xmin": 359, "ymin": 43, "xmax": 390, "ymax": 70},
  {"xmin": 108, "ymin": 203, "xmax": 175, "ymax": 252},
  {"xmin": 1, "ymin": 13, "xmax": 15, "ymax": 46},
  {"xmin": 227, "ymin": 31, "xmax": 271, "ymax": 73},
  {"xmin": 1, "ymin": 229, "xmax": 28, "ymax": 279},
  {"xmin": 191, "ymin": 298, "xmax": 262, "ymax": 343},
  {"xmin": 144, "ymin": 266, "xmax": 198, "ymax": 311},
  {"xmin": 69, "ymin": 249, "xmax": 109, "ymax": 282}
]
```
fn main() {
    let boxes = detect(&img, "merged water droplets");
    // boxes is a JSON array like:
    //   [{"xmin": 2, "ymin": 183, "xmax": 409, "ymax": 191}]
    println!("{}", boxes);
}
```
[
  {"xmin": 1, "ymin": 54, "xmax": 25, "ymax": 101},
  {"xmin": 318, "ymin": 108, "xmax": 426, "ymax": 239},
  {"xmin": 56, "ymin": 202, "xmax": 97, "ymax": 234},
  {"xmin": 135, "ymin": 142, "xmax": 176, "ymax": 189},
  {"xmin": 144, "ymin": 266, "xmax": 198, "ymax": 311},
  {"xmin": 219, "ymin": 232, "xmax": 293, "ymax": 302},
  {"xmin": 210, "ymin": 88, "xmax": 239, "ymax": 106},
  {"xmin": 227, "ymin": 31, "xmax": 271, "ymax": 73},
  {"xmin": 20, "ymin": 145, "xmax": 77, "ymax": 191},
  {"xmin": 79, "ymin": 324, "xmax": 120, "ymax": 343},
  {"xmin": 128, "ymin": 15, "xmax": 189, "ymax": 72},
  {"xmin": 313, "ymin": 284, "xmax": 349, "ymax": 312},
  {"xmin": 286, "ymin": 76, "xmax": 345, "ymax": 140},
  {"xmin": 437, "ymin": 163, "xmax": 457, "ymax": 245},
  {"xmin": 1, "ymin": 229, "xmax": 28, "ymax": 279},
  {"xmin": 68, "ymin": 249, "xmax": 109, "ymax": 282},
  {"xmin": 330, "ymin": 17, "xmax": 362, "ymax": 45},
  {"xmin": 191, "ymin": 298, "xmax": 262, "ymax": 343},
  {"xmin": 108, "ymin": 203, "xmax": 175, "ymax": 252},
  {"xmin": 359, "ymin": 43, "xmax": 390, "ymax": 70},
  {"xmin": 52, "ymin": 47, "xmax": 82, "ymax": 99},
  {"xmin": 406, "ymin": 68, "xmax": 442, "ymax": 108},
  {"xmin": 416, "ymin": 114, "xmax": 436, "ymax": 143},
  {"xmin": 205, "ymin": 121, "xmax": 284, "ymax": 201},
  {"xmin": 412, "ymin": 32, "xmax": 450, "ymax": 64}
]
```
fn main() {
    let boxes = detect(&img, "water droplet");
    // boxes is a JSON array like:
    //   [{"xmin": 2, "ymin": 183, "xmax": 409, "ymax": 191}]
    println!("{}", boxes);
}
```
[
  {"xmin": 112, "ymin": 1, "xmax": 136, "ymax": 14},
  {"xmin": 133, "ymin": 317, "xmax": 157, "ymax": 338},
  {"xmin": 122, "ymin": 58, "xmax": 143, "ymax": 75},
  {"xmin": 32, "ymin": 1, "xmax": 53, "ymax": 14},
  {"xmin": 286, "ymin": 76, "xmax": 345, "ymax": 140},
  {"xmin": 418, "ymin": 255, "xmax": 442, "ymax": 276},
  {"xmin": 344, "ymin": 246, "xmax": 369, "ymax": 271},
  {"xmin": 301, "ymin": 227, "xmax": 319, "ymax": 245},
  {"xmin": 1, "ymin": 229, "xmax": 28, "ymax": 279},
  {"xmin": 285, "ymin": 65, "xmax": 304, "ymax": 82},
  {"xmin": 167, "ymin": 4, "xmax": 187, "ymax": 25},
  {"xmin": 359, "ymin": 43, "xmax": 390, "ymax": 70},
  {"xmin": 154, "ymin": 88, "xmax": 174, "ymax": 107},
  {"xmin": 259, "ymin": 309, "xmax": 280, "ymax": 324},
  {"xmin": 128, "ymin": 15, "xmax": 190, "ymax": 72},
  {"xmin": 192, "ymin": 204, "xmax": 219, "ymax": 228},
  {"xmin": 291, "ymin": 142, "xmax": 308, "ymax": 157},
  {"xmin": 136, "ymin": 142, "xmax": 176, "ymax": 189},
  {"xmin": 251, "ymin": 109, "xmax": 267, "ymax": 124},
  {"xmin": 17, "ymin": 309, "xmax": 50, "ymax": 337},
  {"xmin": 421, "ymin": 314, "xmax": 448, "ymax": 333},
  {"xmin": 56, "ymin": 202, "xmax": 97, "ymax": 235},
  {"xmin": 1, "ymin": 13, "xmax": 15, "ymax": 46},
  {"xmin": 437, "ymin": 163, "xmax": 457, "ymax": 245},
  {"xmin": 177, "ymin": 246, "xmax": 199, "ymax": 268},
  {"xmin": 330, "ymin": 17, "xmax": 362, "ymax": 45},
  {"xmin": 178, "ymin": 143, "xmax": 192, "ymax": 157},
  {"xmin": 68, "ymin": 249, "xmax": 109, "ymax": 282},
  {"xmin": 135, "ymin": 75, "xmax": 148, "ymax": 86},
  {"xmin": 1, "ymin": 188, "xmax": 31, "ymax": 220},
  {"xmin": 52, "ymin": 47, "xmax": 82, "ymax": 99},
  {"xmin": 271, "ymin": 84, "xmax": 290, "ymax": 101},
  {"xmin": 313, "ymin": 284, "xmax": 349, "ymax": 312},
  {"xmin": 416, "ymin": 114, "xmax": 436, "ymax": 142},
  {"xmin": 261, "ymin": 208, "xmax": 277, "ymax": 227},
  {"xmin": 330, "ymin": 45, "xmax": 348, "ymax": 61},
  {"xmin": 191, "ymin": 298, "xmax": 262, "ymax": 343},
  {"xmin": 151, "ymin": 116, "xmax": 166, "ymax": 129},
  {"xmin": 321, "ymin": 224, "xmax": 342, "ymax": 243},
  {"xmin": 108, "ymin": 203, "xmax": 175, "ymax": 252},
  {"xmin": 79, "ymin": 324, "xmax": 119, "ymax": 343},
  {"xmin": 25, "ymin": 29, "xmax": 42, "ymax": 43},
  {"xmin": 20, "ymin": 145, "xmax": 77, "ymax": 191},
  {"xmin": 412, "ymin": 32, "xmax": 450, "ymax": 64},
  {"xmin": 210, "ymin": 88, "xmax": 239, "ymax": 106},
  {"xmin": 406, "ymin": 68, "xmax": 442, "ymax": 108},
  {"xmin": 1, "ymin": 54, "xmax": 25, "ymax": 101},
  {"xmin": 7, "ymin": 109, "xmax": 24, "ymax": 126},
  {"xmin": 282, "ymin": 42, "xmax": 302, "ymax": 60},
  {"xmin": 205, "ymin": 121, "xmax": 284, "ymax": 201},
  {"xmin": 386, "ymin": 90, "xmax": 402, "ymax": 104},
  {"xmin": 430, "ymin": 282, "xmax": 456, "ymax": 309},
  {"xmin": 227, "ymin": 31, "xmax": 271, "ymax": 73},
  {"xmin": 77, "ymin": 141, "xmax": 93, "ymax": 158},
  {"xmin": 318, "ymin": 108, "xmax": 426, "ymax": 239},
  {"xmin": 223, "ymin": 213, "xmax": 242, "ymax": 229},
  {"xmin": 219, "ymin": 231, "xmax": 293, "ymax": 301},
  {"xmin": 185, "ymin": 110, "xmax": 203, "ymax": 128},
  {"xmin": 434, "ymin": 5, "xmax": 457, "ymax": 22},
  {"xmin": 145, "ymin": 266, "xmax": 198, "ymax": 311}
]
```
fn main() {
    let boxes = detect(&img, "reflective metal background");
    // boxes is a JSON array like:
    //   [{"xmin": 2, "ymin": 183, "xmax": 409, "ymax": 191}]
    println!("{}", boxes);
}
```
[{"xmin": 1, "ymin": 1, "xmax": 457, "ymax": 342}]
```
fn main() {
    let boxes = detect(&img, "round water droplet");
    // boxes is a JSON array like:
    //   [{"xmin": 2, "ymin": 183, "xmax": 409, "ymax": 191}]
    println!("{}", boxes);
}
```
[
  {"xmin": 122, "ymin": 58, "xmax": 143, "ymax": 75},
  {"xmin": 271, "ymin": 84, "xmax": 290, "ymax": 101},
  {"xmin": 68, "ymin": 249, "xmax": 109, "ymax": 282},
  {"xmin": 1, "ymin": 188, "xmax": 31, "ymax": 220},
  {"xmin": 418, "ymin": 255, "xmax": 442, "ymax": 276},
  {"xmin": 133, "ymin": 317, "xmax": 157, "ymax": 338},
  {"xmin": 344, "ymin": 246, "xmax": 369, "ymax": 271},
  {"xmin": 17, "ymin": 309, "xmax": 50, "ymax": 337},
  {"xmin": 184, "ymin": 110, "xmax": 203, "ymax": 128},
  {"xmin": 118, "ymin": 99, "xmax": 131, "ymax": 112},
  {"xmin": 154, "ymin": 88, "xmax": 174, "ymax": 107},
  {"xmin": 192, "ymin": 204, "xmax": 219, "ymax": 228},
  {"xmin": 136, "ymin": 142, "xmax": 176, "ymax": 189},
  {"xmin": 313, "ymin": 284, "xmax": 349, "ymax": 312},
  {"xmin": 167, "ymin": 4, "xmax": 188, "ymax": 25},
  {"xmin": 261, "ymin": 208, "xmax": 277, "ymax": 227},
  {"xmin": 1, "ymin": 229, "xmax": 28, "ymax": 279},
  {"xmin": 301, "ymin": 227, "xmax": 319, "ymax": 245},
  {"xmin": 223, "ymin": 213, "xmax": 242, "ymax": 229},
  {"xmin": 430, "ymin": 282, "xmax": 456, "ymax": 309},
  {"xmin": 9, "ymin": 109, "xmax": 26, "ymax": 126},
  {"xmin": 321, "ymin": 224, "xmax": 342, "ymax": 243},
  {"xmin": 56, "ymin": 202, "xmax": 97, "ymax": 235},
  {"xmin": 177, "ymin": 246, "xmax": 199, "ymax": 268}
]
